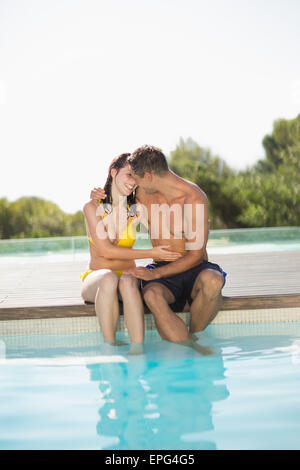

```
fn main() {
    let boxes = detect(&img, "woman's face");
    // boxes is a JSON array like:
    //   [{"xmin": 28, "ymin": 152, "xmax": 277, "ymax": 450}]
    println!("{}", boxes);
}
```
[{"xmin": 113, "ymin": 164, "xmax": 138, "ymax": 196}]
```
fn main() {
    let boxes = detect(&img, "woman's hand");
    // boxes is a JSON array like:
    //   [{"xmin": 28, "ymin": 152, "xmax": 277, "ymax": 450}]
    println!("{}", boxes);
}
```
[
  {"xmin": 151, "ymin": 245, "xmax": 183, "ymax": 262},
  {"xmin": 90, "ymin": 187, "xmax": 106, "ymax": 202}
]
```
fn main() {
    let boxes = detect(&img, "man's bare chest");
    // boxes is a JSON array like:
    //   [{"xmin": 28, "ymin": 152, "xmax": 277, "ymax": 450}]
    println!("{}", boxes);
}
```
[{"xmin": 141, "ymin": 198, "xmax": 186, "ymax": 239}]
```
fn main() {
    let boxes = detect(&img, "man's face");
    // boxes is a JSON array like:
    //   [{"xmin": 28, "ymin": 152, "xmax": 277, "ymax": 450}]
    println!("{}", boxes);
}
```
[{"xmin": 130, "ymin": 170, "xmax": 156, "ymax": 194}]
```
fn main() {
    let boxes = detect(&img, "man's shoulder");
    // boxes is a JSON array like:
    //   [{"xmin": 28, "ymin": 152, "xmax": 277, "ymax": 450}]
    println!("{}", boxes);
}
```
[
  {"xmin": 170, "ymin": 172, "xmax": 207, "ymax": 202},
  {"xmin": 135, "ymin": 178, "xmax": 207, "ymax": 205},
  {"xmin": 182, "ymin": 181, "xmax": 208, "ymax": 205}
]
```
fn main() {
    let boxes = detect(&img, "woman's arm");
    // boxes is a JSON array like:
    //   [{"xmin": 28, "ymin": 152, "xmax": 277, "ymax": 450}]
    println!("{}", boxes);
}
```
[{"xmin": 83, "ymin": 201, "xmax": 180, "ymax": 261}]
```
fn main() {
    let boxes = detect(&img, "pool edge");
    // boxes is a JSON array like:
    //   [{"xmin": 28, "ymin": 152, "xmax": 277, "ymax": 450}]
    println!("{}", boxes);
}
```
[{"xmin": 1, "ymin": 307, "xmax": 300, "ymax": 337}]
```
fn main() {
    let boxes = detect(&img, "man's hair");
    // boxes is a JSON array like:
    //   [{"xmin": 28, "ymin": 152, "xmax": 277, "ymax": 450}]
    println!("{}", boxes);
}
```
[{"xmin": 128, "ymin": 145, "xmax": 169, "ymax": 177}]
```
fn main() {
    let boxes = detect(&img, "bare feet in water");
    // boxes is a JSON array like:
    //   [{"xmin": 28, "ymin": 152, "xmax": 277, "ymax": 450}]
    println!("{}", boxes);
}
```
[
  {"xmin": 179, "ymin": 339, "xmax": 213, "ymax": 356},
  {"xmin": 128, "ymin": 343, "xmax": 145, "ymax": 355}
]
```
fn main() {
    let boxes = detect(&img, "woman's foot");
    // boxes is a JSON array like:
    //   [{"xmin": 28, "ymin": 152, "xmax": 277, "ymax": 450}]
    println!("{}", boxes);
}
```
[{"xmin": 128, "ymin": 342, "xmax": 145, "ymax": 355}]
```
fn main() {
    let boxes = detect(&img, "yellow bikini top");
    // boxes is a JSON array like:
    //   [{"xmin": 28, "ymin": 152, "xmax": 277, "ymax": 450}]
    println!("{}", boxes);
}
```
[{"xmin": 88, "ymin": 201, "xmax": 136, "ymax": 249}]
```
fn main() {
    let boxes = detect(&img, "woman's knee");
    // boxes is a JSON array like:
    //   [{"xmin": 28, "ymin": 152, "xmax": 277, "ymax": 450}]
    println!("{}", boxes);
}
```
[
  {"xmin": 99, "ymin": 271, "xmax": 119, "ymax": 292},
  {"xmin": 118, "ymin": 274, "xmax": 139, "ymax": 293},
  {"xmin": 81, "ymin": 282, "xmax": 94, "ymax": 302}
]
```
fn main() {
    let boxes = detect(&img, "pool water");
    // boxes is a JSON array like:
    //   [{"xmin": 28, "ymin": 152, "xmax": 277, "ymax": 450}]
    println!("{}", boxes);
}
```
[{"xmin": 1, "ymin": 322, "xmax": 300, "ymax": 450}]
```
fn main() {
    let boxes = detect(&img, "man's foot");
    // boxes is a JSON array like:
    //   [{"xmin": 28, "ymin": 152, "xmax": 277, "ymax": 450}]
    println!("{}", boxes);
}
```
[
  {"xmin": 190, "ymin": 333, "xmax": 199, "ymax": 342},
  {"xmin": 179, "ymin": 339, "xmax": 213, "ymax": 356}
]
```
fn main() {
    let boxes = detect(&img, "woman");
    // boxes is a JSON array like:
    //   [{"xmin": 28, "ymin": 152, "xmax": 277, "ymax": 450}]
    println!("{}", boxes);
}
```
[{"xmin": 81, "ymin": 153, "xmax": 181, "ymax": 350}]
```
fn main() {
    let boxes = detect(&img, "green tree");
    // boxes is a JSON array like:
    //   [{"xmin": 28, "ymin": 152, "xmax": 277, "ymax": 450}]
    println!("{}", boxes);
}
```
[
  {"xmin": 224, "ymin": 167, "xmax": 300, "ymax": 227},
  {"xmin": 0, "ymin": 198, "xmax": 13, "ymax": 239},
  {"xmin": 240, "ymin": 113, "xmax": 300, "ymax": 226},
  {"xmin": 168, "ymin": 113, "xmax": 300, "ymax": 229},
  {"xmin": 0, "ymin": 197, "xmax": 86, "ymax": 239},
  {"xmin": 64, "ymin": 210, "xmax": 86, "ymax": 236},
  {"xmin": 169, "ymin": 137, "xmax": 239, "ymax": 228},
  {"xmin": 256, "ymin": 113, "xmax": 300, "ymax": 172}
]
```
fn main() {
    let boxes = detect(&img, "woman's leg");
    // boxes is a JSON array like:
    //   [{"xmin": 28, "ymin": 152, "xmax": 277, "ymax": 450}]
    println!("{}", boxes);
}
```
[
  {"xmin": 81, "ymin": 269, "xmax": 119, "ymax": 343},
  {"xmin": 118, "ymin": 274, "xmax": 144, "ymax": 344}
]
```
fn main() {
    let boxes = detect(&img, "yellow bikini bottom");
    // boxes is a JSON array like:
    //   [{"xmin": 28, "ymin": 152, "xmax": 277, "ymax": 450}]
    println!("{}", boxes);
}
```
[{"xmin": 80, "ymin": 269, "xmax": 124, "ymax": 281}]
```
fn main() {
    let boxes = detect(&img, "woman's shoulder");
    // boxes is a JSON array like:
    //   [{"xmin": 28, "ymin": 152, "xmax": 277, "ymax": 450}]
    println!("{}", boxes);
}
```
[{"xmin": 83, "ymin": 200, "xmax": 105, "ymax": 218}]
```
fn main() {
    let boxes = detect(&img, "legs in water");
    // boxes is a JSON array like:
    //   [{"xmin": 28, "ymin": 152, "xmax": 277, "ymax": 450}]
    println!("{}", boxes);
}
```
[
  {"xmin": 81, "ymin": 269, "xmax": 120, "ymax": 344},
  {"xmin": 142, "ymin": 282, "xmax": 211, "ymax": 355},
  {"xmin": 81, "ymin": 270, "xmax": 145, "ymax": 352},
  {"xmin": 118, "ymin": 274, "xmax": 145, "ymax": 354},
  {"xmin": 143, "ymin": 283, "xmax": 190, "ymax": 343},
  {"xmin": 81, "ymin": 268, "xmax": 224, "ymax": 355},
  {"xmin": 189, "ymin": 269, "xmax": 224, "ymax": 334}
]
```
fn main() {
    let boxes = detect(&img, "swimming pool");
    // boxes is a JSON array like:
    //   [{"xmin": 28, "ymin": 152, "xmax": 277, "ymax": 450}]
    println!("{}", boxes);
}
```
[{"xmin": 1, "ymin": 322, "xmax": 300, "ymax": 450}]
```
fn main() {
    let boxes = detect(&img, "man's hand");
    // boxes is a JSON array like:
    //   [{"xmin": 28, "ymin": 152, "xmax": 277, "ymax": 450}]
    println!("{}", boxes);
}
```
[
  {"xmin": 123, "ymin": 267, "xmax": 160, "ymax": 281},
  {"xmin": 90, "ymin": 187, "xmax": 106, "ymax": 202}
]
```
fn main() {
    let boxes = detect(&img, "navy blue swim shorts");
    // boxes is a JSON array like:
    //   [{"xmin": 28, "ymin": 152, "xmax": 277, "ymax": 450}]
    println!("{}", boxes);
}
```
[{"xmin": 140, "ymin": 260, "xmax": 227, "ymax": 313}]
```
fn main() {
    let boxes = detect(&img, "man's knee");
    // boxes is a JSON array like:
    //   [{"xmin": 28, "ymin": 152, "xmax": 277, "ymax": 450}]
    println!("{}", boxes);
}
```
[
  {"xmin": 196, "ymin": 270, "xmax": 224, "ymax": 297},
  {"xmin": 143, "ymin": 283, "xmax": 167, "ymax": 307}
]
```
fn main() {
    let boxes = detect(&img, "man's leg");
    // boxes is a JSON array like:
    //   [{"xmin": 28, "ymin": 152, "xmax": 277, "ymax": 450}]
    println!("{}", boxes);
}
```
[
  {"xmin": 142, "ymin": 283, "xmax": 190, "ymax": 342},
  {"xmin": 189, "ymin": 269, "xmax": 224, "ymax": 333}
]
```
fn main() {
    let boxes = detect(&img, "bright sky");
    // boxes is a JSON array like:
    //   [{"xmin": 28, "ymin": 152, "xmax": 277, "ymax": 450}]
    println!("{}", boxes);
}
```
[{"xmin": 1, "ymin": 0, "xmax": 300, "ymax": 213}]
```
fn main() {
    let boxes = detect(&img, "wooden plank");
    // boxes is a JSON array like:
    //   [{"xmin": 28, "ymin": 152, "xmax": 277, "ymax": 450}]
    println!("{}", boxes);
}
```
[
  {"xmin": 0, "ymin": 304, "xmax": 96, "ymax": 321},
  {"xmin": 222, "ymin": 294, "xmax": 300, "ymax": 310},
  {"xmin": 1, "ymin": 293, "xmax": 300, "ymax": 321},
  {"xmin": 1, "ymin": 250, "xmax": 300, "ymax": 315}
]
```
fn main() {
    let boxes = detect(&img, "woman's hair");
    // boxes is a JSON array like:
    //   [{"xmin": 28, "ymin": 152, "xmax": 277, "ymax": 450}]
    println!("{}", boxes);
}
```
[{"xmin": 102, "ymin": 153, "xmax": 136, "ymax": 213}]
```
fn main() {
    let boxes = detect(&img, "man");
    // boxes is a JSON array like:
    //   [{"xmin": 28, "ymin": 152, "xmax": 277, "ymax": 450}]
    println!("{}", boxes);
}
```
[{"xmin": 123, "ymin": 145, "xmax": 227, "ymax": 343}]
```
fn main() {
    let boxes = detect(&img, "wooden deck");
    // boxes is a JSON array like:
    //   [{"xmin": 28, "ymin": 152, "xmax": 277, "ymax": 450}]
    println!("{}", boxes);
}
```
[{"xmin": 0, "ymin": 250, "xmax": 300, "ymax": 321}]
